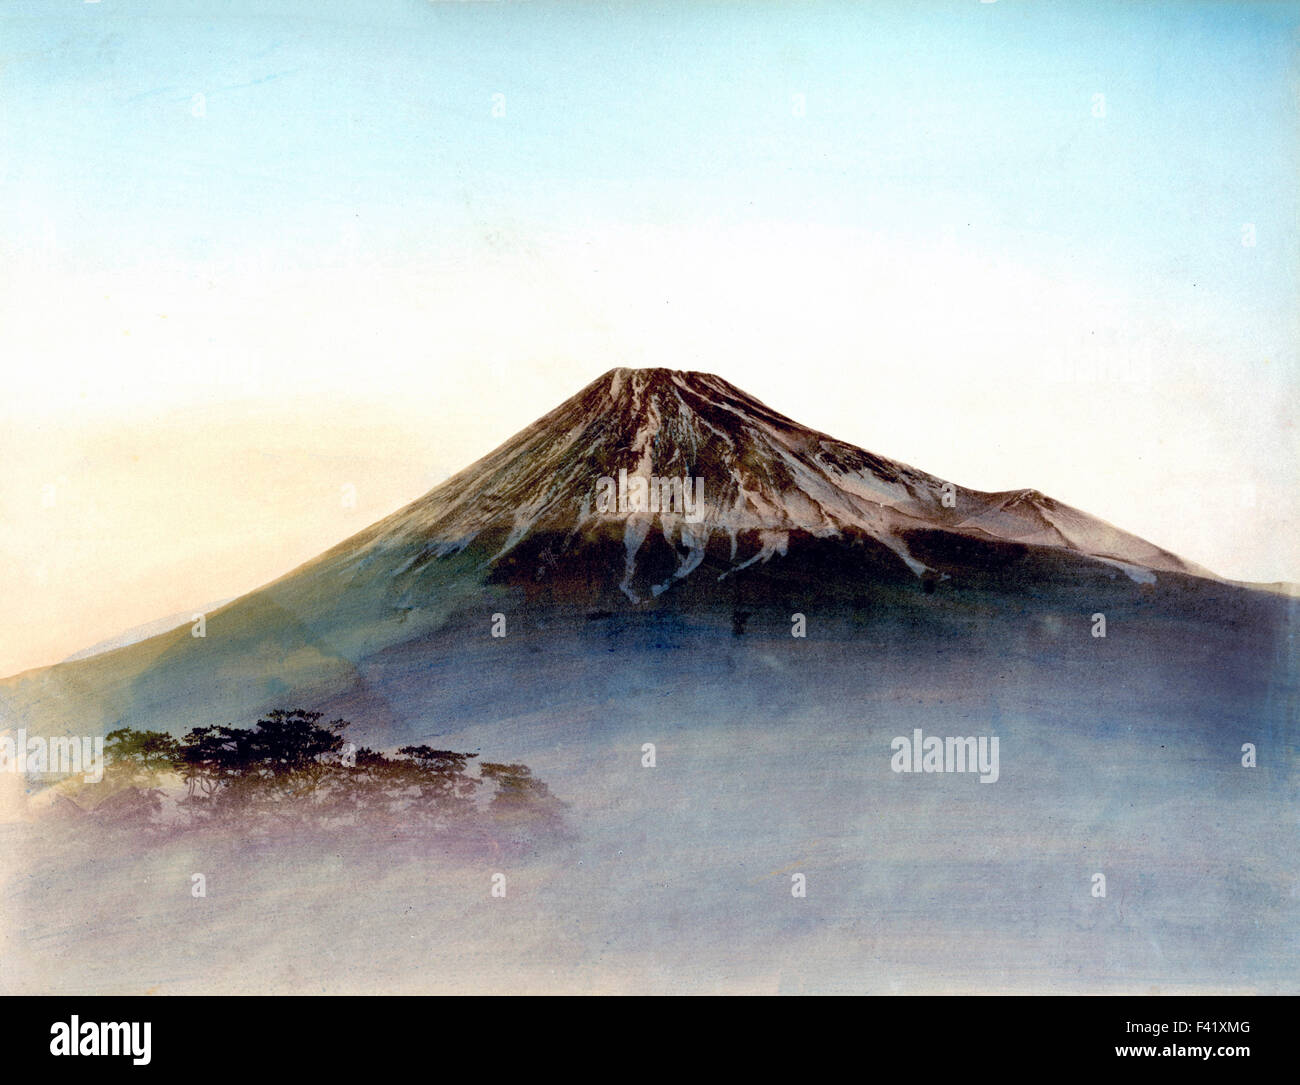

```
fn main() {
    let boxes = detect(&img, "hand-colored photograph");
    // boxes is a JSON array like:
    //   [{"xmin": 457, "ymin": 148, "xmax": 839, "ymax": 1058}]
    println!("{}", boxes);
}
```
[{"xmin": 1, "ymin": 0, "xmax": 1296, "ymax": 997}]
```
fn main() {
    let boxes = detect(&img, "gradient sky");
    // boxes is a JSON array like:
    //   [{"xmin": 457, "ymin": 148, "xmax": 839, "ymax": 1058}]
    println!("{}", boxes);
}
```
[{"xmin": 1, "ymin": 0, "xmax": 1297, "ymax": 676}]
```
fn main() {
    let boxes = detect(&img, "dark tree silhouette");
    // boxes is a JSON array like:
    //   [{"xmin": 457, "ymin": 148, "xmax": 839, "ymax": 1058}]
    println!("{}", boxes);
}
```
[
  {"xmin": 177, "ymin": 724, "xmax": 258, "ymax": 809},
  {"xmin": 89, "ymin": 710, "xmax": 565, "ymax": 846}
]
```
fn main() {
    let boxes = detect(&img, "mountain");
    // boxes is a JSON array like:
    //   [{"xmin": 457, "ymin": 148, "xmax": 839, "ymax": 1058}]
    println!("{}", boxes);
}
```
[
  {"xmin": 316, "ymin": 366, "xmax": 1213, "ymax": 597},
  {"xmin": 0, "ymin": 367, "xmax": 1289, "ymax": 745}
]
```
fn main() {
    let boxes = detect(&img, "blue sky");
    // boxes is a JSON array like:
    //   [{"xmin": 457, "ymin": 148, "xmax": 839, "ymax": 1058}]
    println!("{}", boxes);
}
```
[{"xmin": 4, "ymin": 0, "xmax": 1296, "ymax": 299}]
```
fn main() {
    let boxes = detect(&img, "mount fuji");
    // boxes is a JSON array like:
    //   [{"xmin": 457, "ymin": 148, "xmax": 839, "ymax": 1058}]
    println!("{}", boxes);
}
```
[
  {"xmin": 328, "ymin": 365, "xmax": 1213, "ymax": 599},
  {"xmin": 0, "ymin": 367, "xmax": 1287, "ymax": 747}
]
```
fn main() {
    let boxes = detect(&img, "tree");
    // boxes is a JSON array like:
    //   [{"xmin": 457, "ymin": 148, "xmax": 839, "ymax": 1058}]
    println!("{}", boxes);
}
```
[
  {"xmin": 480, "ymin": 762, "xmax": 566, "ymax": 831},
  {"xmin": 176, "ymin": 725, "xmax": 258, "ymax": 812},
  {"xmin": 104, "ymin": 728, "xmax": 181, "ymax": 778},
  {"xmin": 176, "ymin": 711, "xmax": 349, "ymax": 820},
  {"xmin": 396, "ymin": 746, "xmax": 481, "ymax": 824},
  {"xmin": 95, "ymin": 709, "xmax": 566, "ymax": 845},
  {"xmin": 251, "ymin": 709, "xmax": 349, "ymax": 802},
  {"xmin": 94, "ymin": 727, "xmax": 180, "ymax": 827}
]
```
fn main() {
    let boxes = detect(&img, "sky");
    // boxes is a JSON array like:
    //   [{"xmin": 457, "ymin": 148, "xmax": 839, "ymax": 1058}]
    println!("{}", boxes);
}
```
[{"xmin": 1, "ymin": 0, "xmax": 1297, "ymax": 676}]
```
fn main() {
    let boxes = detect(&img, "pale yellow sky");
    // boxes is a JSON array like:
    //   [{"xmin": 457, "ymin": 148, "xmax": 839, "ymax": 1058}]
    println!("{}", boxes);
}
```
[{"xmin": 1, "ymin": 222, "xmax": 1296, "ymax": 677}]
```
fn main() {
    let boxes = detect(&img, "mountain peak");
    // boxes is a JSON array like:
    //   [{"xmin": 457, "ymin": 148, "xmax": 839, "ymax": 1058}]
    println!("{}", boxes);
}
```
[
  {"xmin": 599, "ymin": 365, "xmax": 685, "ymax": 405},
  {"xmin": 594, "ymin": 366, "xmax": 756, "ymax": 410},
  {"xmin": 600, "ymin": 365, "xmax": 710, "ymax": 382}
]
